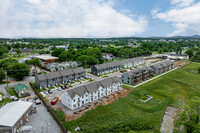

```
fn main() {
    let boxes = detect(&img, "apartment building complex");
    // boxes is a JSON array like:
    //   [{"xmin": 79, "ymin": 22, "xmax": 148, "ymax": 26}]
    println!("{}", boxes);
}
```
[{"xmin": 61, "ymin": 76, "xmax": 122, "ymax": 110}]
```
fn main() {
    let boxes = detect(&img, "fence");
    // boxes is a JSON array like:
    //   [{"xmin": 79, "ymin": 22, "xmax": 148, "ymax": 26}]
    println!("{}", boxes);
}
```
[{"xmin": 29, "ymin": 82, "xmax": 67, "ymax": 133}]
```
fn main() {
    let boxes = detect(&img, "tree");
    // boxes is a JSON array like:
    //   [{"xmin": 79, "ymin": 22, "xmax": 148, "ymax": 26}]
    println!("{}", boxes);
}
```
[
  {"xmin": 58, "ymin": 51, "xmax": 68, "ymax": 62},
  {"xmin": 15, "ymin": 49, "xmax": 21, "ymax": 54},
  {"xmin": 185, "ymin": 49, "xmax": 194, "ymax": 58},
  {"xmin": 51, "ymin": 48, "xmax": 65, "ymax": 57},
  {"xmin": 25, "ymin": 58, "xmax": 42, "ymax": 67},
  {"xmin": 8, "ymin": 63, "xmax": 30, "ymax": 80},
  {"xmin": 0, "ymin": 68, "xmax": 5, "ymax": 82},
  {"xmin": 176, "ymin": 97, "xmax": 200, "ymax": 133}
]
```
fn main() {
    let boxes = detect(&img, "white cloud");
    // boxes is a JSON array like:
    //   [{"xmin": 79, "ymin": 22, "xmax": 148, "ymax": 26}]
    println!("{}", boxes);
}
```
[
  {"xmin": 152, "ymin": 1, "xmax": 200, "ymax": 36},
  {"xmin": 0, "ymin": 0, "xmax": 148, "ymax": 38},
  {"xmin": 170, "ymin": 0, "xmax": 195, "ymax": 7}
]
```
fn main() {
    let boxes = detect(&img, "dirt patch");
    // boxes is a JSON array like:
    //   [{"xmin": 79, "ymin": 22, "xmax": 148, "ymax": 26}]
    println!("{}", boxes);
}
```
[
  {"xmin": 64, "ymin": 88, "xmax": 132, "ymax": 121},
  {"xmin": 174, "ymin": 61, "xmax": 189, "ymax": 68},
  {"xmin": 145, "ymin": 58, "xmax": 163, "ymax": 64},
  {"xmin": 160, "ymin": 106, "xmax": 177, "ymax": 133}
]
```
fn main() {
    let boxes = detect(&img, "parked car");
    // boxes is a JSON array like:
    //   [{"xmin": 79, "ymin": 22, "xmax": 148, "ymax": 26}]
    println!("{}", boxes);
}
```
[
  {"xmin": 130, "ymin": 68, "xmax": 133, "ymax": 70},
  {"xmin": 10, "ymin": 96, "xmax": 18, "ymax": 101},
  {"xmin": 48, "ymin": 89, "xmax": 53, "ymax": 94},
  {"xmin": 43, "ymin": 91, "xmax": 48, "ymax": 95},
  {"xmin": 57, "ymin": 87, "xmax": 63, "ymax": 91},
  {"xmin": 35, "ymin": 99, "xmax": 41, "ymax": 105},
  {"xmin": 124, "ymin": 70, "xmax": 127, "ymax": 72},
  {"xmin": 120, "ymin": 70, "xmax": 124, "ymax": 73}
]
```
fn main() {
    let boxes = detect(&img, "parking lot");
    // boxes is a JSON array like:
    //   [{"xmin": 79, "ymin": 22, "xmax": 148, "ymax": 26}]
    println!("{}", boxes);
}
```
[{"xmin": 25, "ymin": 102, "xmax": 61, "ymax": 133}]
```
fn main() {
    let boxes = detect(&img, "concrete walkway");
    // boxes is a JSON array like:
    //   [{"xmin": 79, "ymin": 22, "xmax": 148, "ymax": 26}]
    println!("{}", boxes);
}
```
[{"xmin": 123, "ymin": 68, "xmax": 178, "ymax": 88}]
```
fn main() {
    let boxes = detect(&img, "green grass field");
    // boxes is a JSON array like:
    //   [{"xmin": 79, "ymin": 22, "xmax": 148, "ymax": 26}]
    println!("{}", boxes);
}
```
[
  {"xmin": 54, "ymin": 62, "xmax": 200, "ymax": 132},
  {"xmin": 0, "ymin": 92, "xmax": 11, "ymax": 106}
]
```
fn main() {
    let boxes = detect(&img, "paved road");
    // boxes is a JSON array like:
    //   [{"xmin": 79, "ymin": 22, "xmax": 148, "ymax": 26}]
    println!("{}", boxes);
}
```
[
  {"xmin": 123, "ymin": 67, "xmax": 178, "ymax": 88},
  {"xmin": 0, "ymin": 76, "xmax": 35, "ymax": 96}
]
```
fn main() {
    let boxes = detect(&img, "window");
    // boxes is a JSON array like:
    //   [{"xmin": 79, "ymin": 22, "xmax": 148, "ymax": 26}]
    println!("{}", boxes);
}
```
[
  {"xmin": 66, "ymin": 76, "xmax": 68, "ymax": 78},
  {"xmin": 128, "ymin": 81, "xmax": 130, "ymax": 84},
  {"xmin": 128, "ymin": 77, "xmax": 130, "ymax": 80},
  {"xmin": 73, "ymin": 104, "xmax": 76, "ymax": 108},
  {"xmin": 73, "ymin": 99, "xmax": 75, "ymax": 102}
]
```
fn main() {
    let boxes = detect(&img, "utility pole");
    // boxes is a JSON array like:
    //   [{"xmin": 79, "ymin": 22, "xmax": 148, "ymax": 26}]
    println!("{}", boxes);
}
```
[{"xmin": 5, "ymin": 70, "xmax": 8, "ymax": 88}]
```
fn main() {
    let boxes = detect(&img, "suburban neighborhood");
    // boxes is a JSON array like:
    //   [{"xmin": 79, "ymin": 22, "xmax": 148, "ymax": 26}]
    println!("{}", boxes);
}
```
[{"xmin": 1, "ymin": 0, "xmax": 200, "ymax": 132}]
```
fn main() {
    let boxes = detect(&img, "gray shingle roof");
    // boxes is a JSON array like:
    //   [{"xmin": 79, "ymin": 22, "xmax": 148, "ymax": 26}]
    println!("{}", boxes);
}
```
[
  {"xmin": 36, "ymin": 74, "xmax": 47, "ymax": 81},
  {"xmin": 60, "ymin": 69, "xmax": 74, "ymax": 76},
  {"xmin": 84, "ymin": 82, "xmax": 101, "ymax": 93},
  {"xmin": 46, "ymin": 71, "xmax": 61, "ymax": 79},
  {"xmin": 72, "ymin": 67, "xmax": 85, "ymax": 74},
  {"xmin": 99, "ymin": 77, "xmax": 115, "ymax": 88},
  {"xmin": 65, "ymin": 76, "xmax": 121, "ymax": 99},
  {"xmin": 111, "ymin": 76, "xmax": 122, "ymax": 83}
]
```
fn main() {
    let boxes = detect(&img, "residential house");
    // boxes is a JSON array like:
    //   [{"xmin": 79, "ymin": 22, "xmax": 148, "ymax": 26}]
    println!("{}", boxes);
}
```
[
  {"xmin": 122, "ymin": 66, "xmax": 153, "ymax": 85},
  {"xmin": 35, "ymin": 67, "xmax": 86, "ymax": 89},
  {"xmin": 91, "ymin": 62, "xmax": 121, "ymax": 75},
  {"xmin": 14, "ymin": 84, "xmax": 30, "ymax": 98},
  {"xmin": 72, "ymin": 67, "xmax": 86, "ymax": 80},
  {"xmin": 35, "ymin": 74, "xmax": 48, "ymax": 89},
  {"xmin": 19, "ymin": 48, "xmax": 32, "ymax": 54},
  {"xmin": 60, "ymin": 69, "xmax": 75, "ymax": 84},
  {"xmin": 61, "ymin": 76, "xmax": 122, "ymax": 110},
  {"xmin": 45, "ymin": 71, "xmax": 62, "ymax": 87},
  {"xmin": 119, "ymin": 57, "xmax": 145, "ymax": 68},
  {"xmin": 150, "ymin": 60, "xmax": 174, "ymax": 75}
]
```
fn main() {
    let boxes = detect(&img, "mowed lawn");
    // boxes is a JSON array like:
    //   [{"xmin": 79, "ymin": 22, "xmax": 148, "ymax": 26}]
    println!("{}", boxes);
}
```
[{"xmin": 58, "ymin": 62, "xmax": 200, "ymax": 132}]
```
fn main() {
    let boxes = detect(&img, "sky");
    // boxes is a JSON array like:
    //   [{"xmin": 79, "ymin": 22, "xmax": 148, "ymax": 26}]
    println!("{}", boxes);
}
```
[{"xmin": 0, "ymin": 0, "xmax": 200, "ymax": 38}]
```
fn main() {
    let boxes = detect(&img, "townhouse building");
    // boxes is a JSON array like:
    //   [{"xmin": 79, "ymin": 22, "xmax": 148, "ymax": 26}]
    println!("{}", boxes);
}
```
[
  {"xmin": 122, "ymin": 60, "xmax": 174, "ymax": 85},
  {"xmin": 91, "ymin": 62, "xmax": 121, "ymax": 75},
  {"xmin": 35, "ymin": 67, "xmax": 86, "ymax": 89},
  {"xmin": 150, "ymin": 60, "xmax": 174, "ymax": 74},
  {"xmin": 61, "ymin": 76, "xmax": 122, "ymax": 110},
  {"xmin": 122, "ymin": 66, "xmax": 153, "ymax": 85},
  {"xmin": 119, "ymin": 57, "xmax": 145, "ymax": 68},
  {"xmin": 91, "ymin": 57, "xmax": 145, "ymax": 75}
]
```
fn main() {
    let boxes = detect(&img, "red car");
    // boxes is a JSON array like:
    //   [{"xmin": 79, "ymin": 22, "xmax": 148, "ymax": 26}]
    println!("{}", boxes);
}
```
[{"xmin": 35, "ymin": 99, "xmax": 41, "ymax": 105}]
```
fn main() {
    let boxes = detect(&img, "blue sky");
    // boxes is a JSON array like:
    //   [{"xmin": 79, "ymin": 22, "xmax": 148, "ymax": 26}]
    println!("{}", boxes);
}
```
[{"xmin": 0, "ymin": 0, "xmax": 200, "ymax": 38}]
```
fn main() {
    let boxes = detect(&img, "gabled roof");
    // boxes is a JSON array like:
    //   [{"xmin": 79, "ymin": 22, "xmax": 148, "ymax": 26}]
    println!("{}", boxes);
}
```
[
  {"xmin": 67, "ymin": 86, "xmax": 87, "ymax": 99},
  {"xmin": 14, "ymin": 83, "xmax": 29, "ymax": 92},
  {"xmin": 46, "ymin": 71, "xmax": 61, "ymax": 79},
  {"xmin": 64, "ymin": 76, "xmax": 121, "ymax": 99},
  {"xmin": 84, "ymin": 82, "xmax": 102, "ymax": 93},
  {"xmin": 93, "ymin": 64, "xmax": 102, "ymax": 70},
  {"xmin": 99, "ymin": 77, "xmax": 114, "ymax": 88},
  {"xmin": 36, "ymin": 74, "xmax": 47, "ymax": 81},
  {"xmin": 131, "ymin": 69, "xmax": 142, "ymax": 76},
  {"xmin": 72, "ymin": 67, "xmax": 85, "ymax": 74},
  {"xmin": 111, "ymin": 76, "xmax": 122, "ymax": 83},
  {"xmin": 60, "ymin": 69, "xmax": 74, "ymax": 76}
]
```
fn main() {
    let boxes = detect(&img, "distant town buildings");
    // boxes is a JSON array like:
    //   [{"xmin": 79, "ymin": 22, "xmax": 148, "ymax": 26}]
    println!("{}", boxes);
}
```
[
  {"xmin": 33, "ymin": 54, "xmax": 59, "ymax": 64},
  {"xmin": 35, "ymin": 67, "xmax": 86, "ymax": 89},
  {"xmin": 164, "ymin": 54, "xmax": 189, "ymax": 60},
  {"xmin": 61, "ymin": 76, "xmax": 122, "ymax": 110}
]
